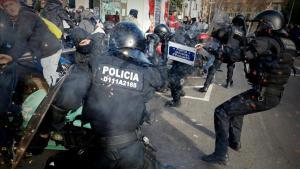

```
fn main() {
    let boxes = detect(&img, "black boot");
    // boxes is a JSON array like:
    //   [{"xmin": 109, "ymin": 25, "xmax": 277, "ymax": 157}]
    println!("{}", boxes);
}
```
[
  {"xmin": 198, "ymin": 86, "xmax": 208, "ymax": 92},
  {"xmin": 225, "ymin": 80, "xmax": 233, "ymax": 88},
  {"xmin": 165, "ymin": 100, "xmax": 181, "ymax": 107},
  {"xmin": 180, "ymin": 90, "xmax": 185, "ymax": 96},
  {"xmin": 230, "ymin": 80, "xmax": 233, "ymax": 86},
  {"xmin": 229, "ymin": 141, "xmax": 241, "ymax": 151},
  {"xmin": 201, "ymin": 153, "xmax": 229, "ymax": 165}
]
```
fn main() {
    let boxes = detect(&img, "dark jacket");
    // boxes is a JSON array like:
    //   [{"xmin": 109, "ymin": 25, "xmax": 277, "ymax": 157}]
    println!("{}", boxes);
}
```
[
  {"xmin": 41, "ymin": 0, "xmax": 74, "ymax": 32},
  {"xmin": 20, "ymin": 2, "xmax": 36, "ymax": 13},
  {"xmin": 0, "ymin": 10, "xmax": 13, "ymax": 54},
  {"xmin": 4, "ymin": 9, "xmax": 61, "ymax": 60},
  {"xmin": 244, "ymin": 36, "xmax": 296, "ymax": 95},
  {"xmin": 53, "ymin": 51, "xmax": 164, "ymax": 136},
  {"xmin": 78, "ymin": 10, "xmax": 95, "ymax": 33},
  {"xmin": 69, "ymin": 27, "xmax": 106, "ymax": 63}
]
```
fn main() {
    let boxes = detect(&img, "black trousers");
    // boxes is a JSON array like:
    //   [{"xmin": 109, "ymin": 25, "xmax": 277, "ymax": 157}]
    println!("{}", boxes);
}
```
[
  {"xmin": 168, "ymin": 62, "xmax": 193, "ymax": 102},
  {"xmin": 226, "ymin": 63, "xmax": 235, "ymax": 84},
  {"xmin": 213, "ymin": 89, "xmax": 281, "ymax": 156},
  {"xmin": 203, "ymin": 59, "xmax": 222, "ymax": 88},
  {"xmin": 45, "ymin": 141, "xmax": 165, "ymax": 169},
  {"xmin": 203, "ymin": 59, "xmax": 235, "ymax": 88},
  {"xmin": 0, "ymin": 66, "xmax": 17, "ymax": 115}
]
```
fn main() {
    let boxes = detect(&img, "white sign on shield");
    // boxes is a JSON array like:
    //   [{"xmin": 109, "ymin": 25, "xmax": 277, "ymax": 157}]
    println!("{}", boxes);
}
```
[{"xmin": 167, "ymin": 41, "xmax": 196, "ymax": 66}]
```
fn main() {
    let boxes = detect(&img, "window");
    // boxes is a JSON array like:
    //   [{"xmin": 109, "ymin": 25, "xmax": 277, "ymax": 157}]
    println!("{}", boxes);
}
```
[
  {"xmin": 89, "ymin": 0, "xmax": 93, "ymax": 8},
  {"xmin": 69, "ymin": 0, "xmax": 75, "ymax": 8}
]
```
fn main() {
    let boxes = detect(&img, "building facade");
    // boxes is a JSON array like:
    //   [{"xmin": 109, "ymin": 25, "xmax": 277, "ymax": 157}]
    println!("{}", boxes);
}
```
[
  {"xmin": 181, "ymin": 0, "xmax": 288, "ymax": 23},
  {"xmin": 182, "ymin": 0, "xmax": 203, "ymax": 20},
  {"xmin": 70, "ymin": 0, "xmax": 169, "ymax": 32},
  {"xmin": 214, "ymin": 0, "xmax": 288, "ymax": 18}
]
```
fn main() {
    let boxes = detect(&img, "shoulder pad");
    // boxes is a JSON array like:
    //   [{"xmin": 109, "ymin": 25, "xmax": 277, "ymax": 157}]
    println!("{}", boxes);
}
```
[{"xmin": 279, "ymin": 38, "xmax": 297, "ymax": 51}]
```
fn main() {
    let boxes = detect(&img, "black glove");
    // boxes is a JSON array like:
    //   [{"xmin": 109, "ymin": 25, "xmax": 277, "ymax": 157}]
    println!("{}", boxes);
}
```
[
  {"xmin": 146, "ymin": 34, "xmax": 160, "ymax": 47},
  {"xmin": 244, "ymin": 45, "xmax": 257, "ymax": 61},
  {"xmin": 165, "ymin": 32, "xmax": 175, "ymax": 41},
  {"xmin": 146, "ymin": 34, "xmax": 160, "ymax": 59}
]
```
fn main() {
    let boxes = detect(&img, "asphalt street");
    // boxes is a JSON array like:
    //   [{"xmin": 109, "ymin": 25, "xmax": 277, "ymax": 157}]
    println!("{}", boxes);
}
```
[
  {"xmin": 5, "ymin": 59, "xmax": 300, "ymax": 169},
  {"xmin": 143, "ymin": 60, "xmax": 300, "ymax": 169}
]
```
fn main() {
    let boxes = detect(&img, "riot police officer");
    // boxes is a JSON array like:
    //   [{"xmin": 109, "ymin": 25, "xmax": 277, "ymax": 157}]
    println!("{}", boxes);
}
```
[
  {"xmin": 202, "ymin": 10, "xmax": 296, "ymax": 165},
  {"xmin": 153, "ymin": 24, "xmax": 171, "ymax": 93},
  {"xmin": 154, "ymin": 24, "xmax": 194, "ymax": 107},
  {"xmin": 45, "ymin": 22, "xmax": 175, "ymax": 169},
  {"xmin": 198, "ymin": 14, "xmax": 246, "ymax": 92}
]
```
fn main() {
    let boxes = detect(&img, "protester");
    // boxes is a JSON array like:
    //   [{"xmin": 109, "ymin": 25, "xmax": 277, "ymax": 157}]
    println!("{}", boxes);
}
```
[{"xmin": 41, "ymin": 0, "xmax": 74, "ymax": 32}]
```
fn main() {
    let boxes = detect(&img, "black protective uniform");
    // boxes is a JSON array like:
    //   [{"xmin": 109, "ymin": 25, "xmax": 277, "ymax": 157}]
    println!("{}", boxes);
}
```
[
  {"xmin": 45, "ymin": 22, "xmax": 174, "ymax": 169},
  {"xmin": 202, "ymin": 10, "xmax": 296, "ymax": 165},
  {"xmin": 199, "ymin": 21, "xmax": 245, "ymax": 92},
  {"xmin": 148, "ymin": 24, "xmax": 171, "ymax": 96},
  {"xmin": 166, "ymin": 61, "xmax": 193, "ymax": 107},
  {"xmin": 154, "ymin": 24, "xmax": 194, "ymax": 107}
]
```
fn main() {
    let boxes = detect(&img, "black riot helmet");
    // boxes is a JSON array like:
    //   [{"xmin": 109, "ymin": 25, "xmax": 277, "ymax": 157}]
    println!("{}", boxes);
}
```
[
  {"xmin": 252, "ymin": 10, "xmax": 285, "ymax": 32},
  {"xmin": 232, "ymin": 14, "xmax": 245, "ymax": 27},
  {"xmin": 154, "ymin": 24, "xmax": 172, "ymax": 41},
  {"xmin": 109, "ymin": 22, "xmax": 146, "ymax": 51},
  {"xmin": 109, "ymin": 22, "xmax": 151, "ymax": 65},
  {"xmin": 232, "ymin": 14, "xmax": 246, "ymax": 38}
]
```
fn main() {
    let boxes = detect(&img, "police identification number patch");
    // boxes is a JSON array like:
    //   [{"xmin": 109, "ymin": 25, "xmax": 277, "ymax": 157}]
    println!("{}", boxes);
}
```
[{"xmin": 95, "ymin": 64, "xmax": 143, "ymax": 91}]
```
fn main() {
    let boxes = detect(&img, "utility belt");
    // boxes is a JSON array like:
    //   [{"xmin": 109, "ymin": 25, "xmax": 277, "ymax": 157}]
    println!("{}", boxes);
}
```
[
  {"xmin": 95, "ymin": 130, "xmax": 141, "ymax": 148},
  {"xmin": 253, "ymin": 85, "xmax": 283, "ymax": 101},
  {"xmin": 62, "ymin": 124, "xmax": 142, "ymax": 150}
]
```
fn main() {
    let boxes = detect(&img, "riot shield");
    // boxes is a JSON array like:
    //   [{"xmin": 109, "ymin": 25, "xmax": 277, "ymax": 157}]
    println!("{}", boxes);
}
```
[
  {"xmin": 208, "ymin": 9, "xmax": 230, "ymax": 34},
  {"xmin": 186, "ymin": 22, "xmax": 203, "ymax": 40},
  {"xmin": 173, "ymin": 26, "xmax": 187, "ymax": 45},
  {"xmin": 11, "ymin": 66, "xmax": 73, "ymax": 169}
]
